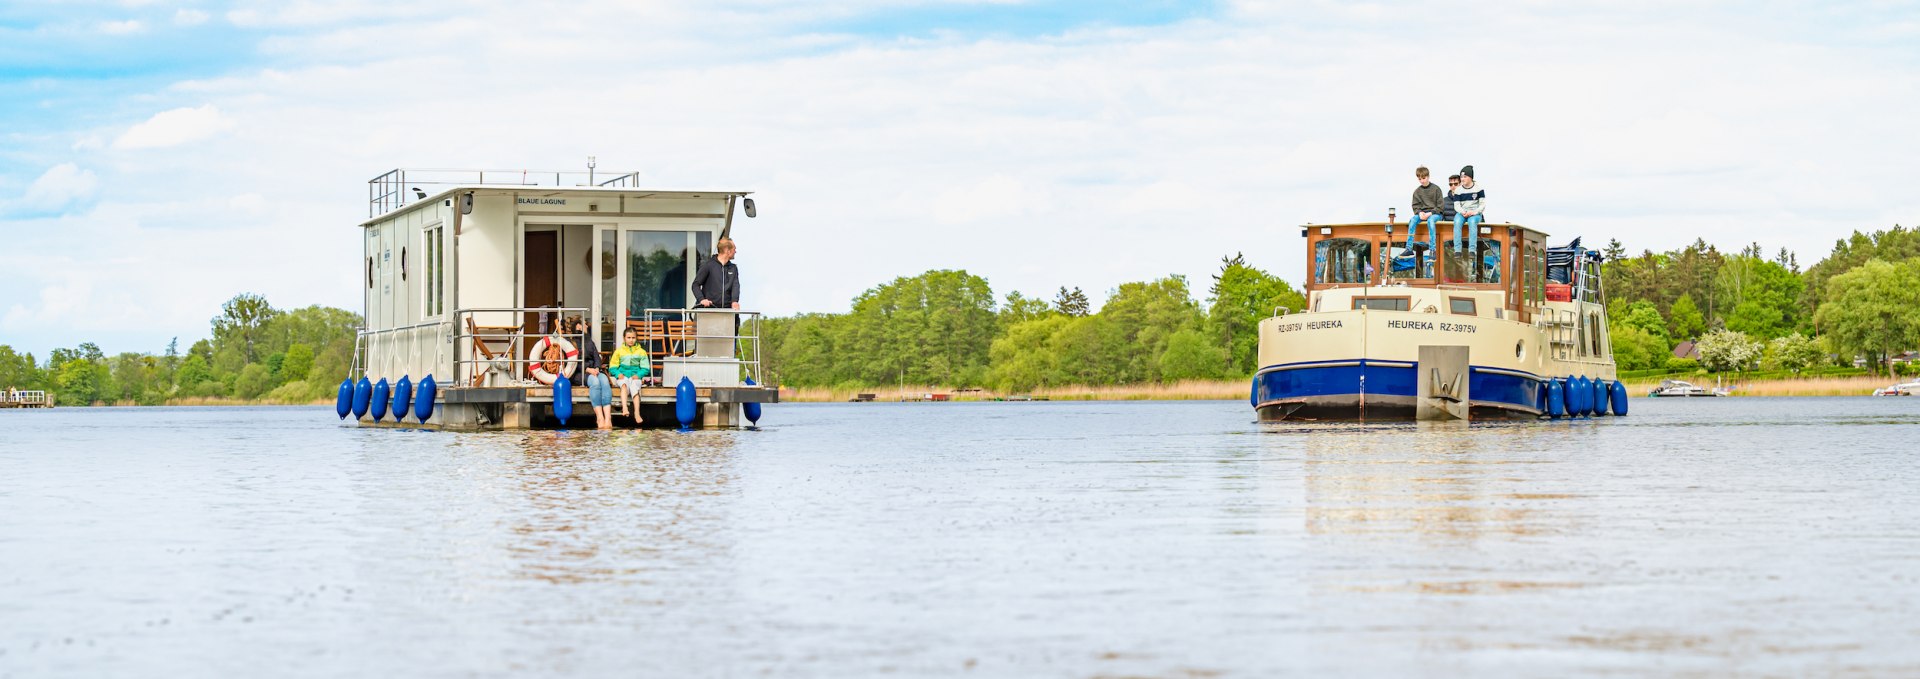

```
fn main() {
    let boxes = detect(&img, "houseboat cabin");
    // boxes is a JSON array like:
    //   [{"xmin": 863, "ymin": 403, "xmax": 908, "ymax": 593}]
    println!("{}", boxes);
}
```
[{"xmin": 353, "ymin": 168, "xmax": 775, "ymax": 429}]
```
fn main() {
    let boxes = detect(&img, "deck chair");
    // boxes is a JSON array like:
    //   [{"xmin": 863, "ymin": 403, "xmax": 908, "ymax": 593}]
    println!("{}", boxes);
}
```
[{"xmin": 465, "ymin": 318, "xmax": 520, "ymax": 386}]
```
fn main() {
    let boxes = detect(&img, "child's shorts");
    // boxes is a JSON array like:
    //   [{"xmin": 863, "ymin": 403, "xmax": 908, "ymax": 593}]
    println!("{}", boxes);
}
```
[
  {"xmin": 587, "ymin": 373, "xmax": 614, "ymax": 407},
  {"xmin": 613, "ymin": 375, "xmax": 646, "ymax": 393}
]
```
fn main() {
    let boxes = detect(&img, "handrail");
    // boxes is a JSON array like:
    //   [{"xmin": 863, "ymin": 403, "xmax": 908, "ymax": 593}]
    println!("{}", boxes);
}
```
[{"xmin": 368, "ymin": 169, "xmax": 648, "ymax": 217}]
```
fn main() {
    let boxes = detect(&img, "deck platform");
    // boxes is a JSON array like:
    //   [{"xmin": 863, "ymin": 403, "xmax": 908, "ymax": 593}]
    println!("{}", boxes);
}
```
[{"xmin": 373, "ymin": 383, "xmax": 780, "ymax": 430}]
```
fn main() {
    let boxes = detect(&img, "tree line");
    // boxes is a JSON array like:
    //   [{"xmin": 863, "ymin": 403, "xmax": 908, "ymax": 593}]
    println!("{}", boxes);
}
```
[
  {"xmin": 1602, "ymin": 224, "xmax": 1920, "ymax": 375},
  {"xmin": 9, "ymin": 223, "xmax": 1919, "ymax": 407},
  {"xmin": 759, "ymin": 254, "xmax": 1303, "ymax": 391},
  {"xmin": 0, "ymin": 294, "xmax": 359, "ymax": 406}
]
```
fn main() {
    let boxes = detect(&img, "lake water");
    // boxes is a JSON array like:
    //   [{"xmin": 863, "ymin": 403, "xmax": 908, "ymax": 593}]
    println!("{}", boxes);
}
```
[{"xmin": 3, "ymin": 398, "xmax": 1918, "ymax": 677}]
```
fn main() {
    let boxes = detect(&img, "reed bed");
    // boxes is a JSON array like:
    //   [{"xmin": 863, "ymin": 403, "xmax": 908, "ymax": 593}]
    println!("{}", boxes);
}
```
[
  {"xmin": 780, "ymin": 380, "xmax": 1249, "ymax": 403},
  {"xmin": 1619, "ymin": 374, "xmax": 1889, "ymax": 397}
]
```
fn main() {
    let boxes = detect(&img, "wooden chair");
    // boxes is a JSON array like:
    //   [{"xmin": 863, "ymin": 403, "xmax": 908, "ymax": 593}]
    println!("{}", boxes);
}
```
[{"xmin": 465, "ymin": 318, "xmax": 521, "ymax": 386}]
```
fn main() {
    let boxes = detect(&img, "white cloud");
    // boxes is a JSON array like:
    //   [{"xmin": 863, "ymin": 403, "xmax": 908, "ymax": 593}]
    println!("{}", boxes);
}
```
[
  {"xmin": 18, "ymin": 164, "xmax": 99, "ymax": 213},
  {"xmin": 173, "ymin": 9, "xmax": 211, "ymax": 26},
  {"xmin": 97, "ymin": 19, "xmax": 145, "ymax": 35},
  {"xmin": 7, "ymin": 1, "xmax": 1920, "ymax": 356},
  {"xmin": 112, "ymin": 105, "xmax": 235, "ymax": 150}
]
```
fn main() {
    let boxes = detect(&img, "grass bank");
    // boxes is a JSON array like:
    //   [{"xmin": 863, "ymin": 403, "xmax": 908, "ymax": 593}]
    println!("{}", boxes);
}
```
[{"xmin": 781, "ymin": 379, "xmax": 1249, "ymax": 403}]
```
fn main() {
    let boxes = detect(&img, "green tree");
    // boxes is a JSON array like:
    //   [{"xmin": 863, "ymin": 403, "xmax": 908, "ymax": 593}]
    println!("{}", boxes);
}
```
[
  {"xmin": 1695, "ymin": 329, "xmax": 1762, "ymax": 372},
  {"xmin": 1205, "ymin": 253, "xmax": 1305, "ymax": 376},
  {"xmin": 987, "ymin": 315, "xmax": 1070, "ymax": 391},
  {"xmin": 1053, "ymin": 286, "xmax": 1090, "ymax": 316},
  {"xmin": 1813, "ymin": 258, "xmax": 1920, "ymax": 375},
  {"xmin": 999, "ymin": 291, "xmax": 1055, "ymax": 329},
  {"xmin": 0, "ymin": 346, "xmax": 42, "ymax": 391},
  {"xmin": 213, "ymin": 293, "xmax": 280, "ymax": 364},
  {"xmin": 1610, "ymin": 300, "xmax": 1671, "ymax": 349},
  {"xmin": 1610, "ymin": 326, "xmax": 1670, "ymax": 371},
  {"xmin": 843, "ymin": 270, "xmax": 996, "ymax": 385},
  {"xmin": 1099, "ymin": 275, "xmax": 1205, "ymax": 383},
  {"xmin": 282, "ymin": 344, "xmax": 315, "ymax": 386},
  {"xmin": 1762, "ymin": 333, "xmax": 1823, "ymax": 373},
  {"xmin": 1158, "ymin": 328, "xmax": 1227, "ymax": 381},
  {"xmin": 1668, "ymin": 294, "xmax": 1706, "ymax": 341},
  {"xmin": 235, "ymin": 364, "xmax": 276, "ymax": 399},
  {"xmin": 1715, "ymin": 251, "xmax": 1802, "ymax": 339},
  {"xmin": 55, "ymin": 358, "xmax": 109, "ymax": 406}
]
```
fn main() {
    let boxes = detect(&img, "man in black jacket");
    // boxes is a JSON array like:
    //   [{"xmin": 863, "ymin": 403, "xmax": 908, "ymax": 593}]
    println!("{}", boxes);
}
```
[{"xmin": 692, "ymin": 238, "xmax": 740, "ymax": 309}]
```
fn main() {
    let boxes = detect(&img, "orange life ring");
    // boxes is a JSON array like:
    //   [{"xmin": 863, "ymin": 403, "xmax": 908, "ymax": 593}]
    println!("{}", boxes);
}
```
[{"xmin": 526, "ymin": 335, "xmax": 580, "ymax": 385}]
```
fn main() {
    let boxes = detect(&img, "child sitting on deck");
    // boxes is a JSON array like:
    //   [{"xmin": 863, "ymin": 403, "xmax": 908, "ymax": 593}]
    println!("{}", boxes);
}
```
[{"xmin": 608, "ymin": 327, "xmax": 652, "ymax": 426}]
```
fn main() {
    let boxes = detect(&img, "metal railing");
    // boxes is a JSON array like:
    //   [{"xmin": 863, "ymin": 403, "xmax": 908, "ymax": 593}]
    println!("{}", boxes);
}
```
[
  {"xmin": 352, "ymin": 307, "xmax": 770, "ymax": 388},
  {"xmin": 368, "ymin": 168, "xmax": 644, "ymax": 217},
  {"xmin": 1, "ymin": 390, "xmax": 48, "ymax": 405},
  {"xmin": 637, "ymin": 308, "xmax": 763, "ymax": 385},
  {"xmin": 450, "ymin": 307, "xmax": 592, "ymax": 387}
]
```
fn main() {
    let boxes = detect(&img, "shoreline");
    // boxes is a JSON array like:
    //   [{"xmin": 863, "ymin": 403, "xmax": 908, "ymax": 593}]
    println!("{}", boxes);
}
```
[{"xmin": 20, "ymin": 374, "xmax": 1902, "ymax": 408}]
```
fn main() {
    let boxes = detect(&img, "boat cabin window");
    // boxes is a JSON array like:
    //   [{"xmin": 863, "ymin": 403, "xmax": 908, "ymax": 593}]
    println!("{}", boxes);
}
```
[
  {"xmin": 1384, "ymin": 241, "xmax": 1434, "ymax": 279},
  {"xmin": 1352, "ymin": 296, "xmax": 1410, "ymax": 311},
  {"xmin": 1449, "ymin": 297, "xmax": 1477, "ymax": 315},
  {"xmin": 1315, "ymin": 238, "xmax": 1373, "ymax": 284},
  {"xmin": 1442, "ymin": 238, "xmax": 1503, "ymax": 284},
  {"xmin": 626, "ymin": 230, "xmax": 714, "ymax": 315}
]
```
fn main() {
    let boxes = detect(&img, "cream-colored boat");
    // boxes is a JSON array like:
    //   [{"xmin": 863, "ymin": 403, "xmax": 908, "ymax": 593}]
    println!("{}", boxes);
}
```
[{"xmin": 1253, "ymin": 221, "xmax": 1622, "ymax": 421}]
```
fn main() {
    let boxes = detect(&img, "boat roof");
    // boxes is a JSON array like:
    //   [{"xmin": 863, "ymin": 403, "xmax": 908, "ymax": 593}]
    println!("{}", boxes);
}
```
[
  {"xmin": 359, "ymin": 185, "xmax": 753, "ymax": 227},
  {"xmin": 1300, "ymin": 221, "xmax": 1542, "ymax": 236}
]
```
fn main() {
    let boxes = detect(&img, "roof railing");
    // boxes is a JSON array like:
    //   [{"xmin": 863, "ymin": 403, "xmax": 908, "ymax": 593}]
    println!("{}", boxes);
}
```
[{"xmin": 368, "ymin": 168, "xmax": 644, "ymax": 217}]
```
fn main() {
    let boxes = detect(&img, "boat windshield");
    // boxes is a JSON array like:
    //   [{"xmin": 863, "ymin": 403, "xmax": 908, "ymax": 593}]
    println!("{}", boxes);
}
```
[{"xmin": 1315, "ymin": 238, "xmax": 1372, "ymax": 284}]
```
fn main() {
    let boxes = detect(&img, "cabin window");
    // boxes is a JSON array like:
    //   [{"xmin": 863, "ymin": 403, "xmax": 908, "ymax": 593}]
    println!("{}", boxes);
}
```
[
  {"xmin": 1352, "ymin": 297, "xmax": 1410, "ymax": 311},
  {"xmin": 423, "ymin": 225, "xmax": 446, "ymax": 316},
  {"xmin": 1315, "ymin": 238, "xmax": 1373, "ymax": 284},
  {"xmin": 627, "ymin": 231, "xmax": 693, "ymax": 312},
  {"xmin": 1449, "ymin": 297, "xmax": 1477, "ymax": 315},
  {"xmin": 1384, "ymin": 241, "xmax": 1433, "ymax": 279},
  {"xmin": 1590, "ymin": 311, "xmax": 1605, "ymax": 356},
  {"xmin": 599, "ymin": 230, "xmax": 618, "ymax": 352}
]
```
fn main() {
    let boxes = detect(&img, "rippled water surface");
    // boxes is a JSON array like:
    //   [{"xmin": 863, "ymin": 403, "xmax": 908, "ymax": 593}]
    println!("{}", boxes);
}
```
[{"xmin": 4, "ymin": 398, "xmax": 1920, "ymax": 677}]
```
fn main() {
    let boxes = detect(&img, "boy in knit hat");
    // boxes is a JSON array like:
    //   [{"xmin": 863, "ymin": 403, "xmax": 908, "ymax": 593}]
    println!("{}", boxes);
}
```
[
  {"xmin": 1451, "ymin": 165, "xmax": 1485, "ymax": 258},
  {"xmin": 1408, "ymin": 166, "xmax": 1443, "ymax": 253}
]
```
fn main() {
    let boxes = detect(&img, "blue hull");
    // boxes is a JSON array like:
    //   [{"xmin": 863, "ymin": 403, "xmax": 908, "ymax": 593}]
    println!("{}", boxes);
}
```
[{"xmin": 1254, "ymin": 360, "xmax": 1543, "ymax": 421}]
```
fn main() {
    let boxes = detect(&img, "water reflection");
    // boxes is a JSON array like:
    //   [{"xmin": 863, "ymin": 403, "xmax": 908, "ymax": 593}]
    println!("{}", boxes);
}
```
[{"xmin": 504, "ymin": 431, "xmax": 740, "ymax": 586}]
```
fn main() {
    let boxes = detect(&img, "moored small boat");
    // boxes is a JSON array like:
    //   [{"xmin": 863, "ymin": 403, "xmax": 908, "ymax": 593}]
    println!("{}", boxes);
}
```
[{"xmin": 1647, "ymin": 379, "xmax": 1731, "ymax": 397}]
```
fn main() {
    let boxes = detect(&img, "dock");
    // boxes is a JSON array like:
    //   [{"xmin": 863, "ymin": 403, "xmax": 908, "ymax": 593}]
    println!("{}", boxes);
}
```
[{"xmin": 0, "ymin": 390, "xmax": 54, "ymax": 409}]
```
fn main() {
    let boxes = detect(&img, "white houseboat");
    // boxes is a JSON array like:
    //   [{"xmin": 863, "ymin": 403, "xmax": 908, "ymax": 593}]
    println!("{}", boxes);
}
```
[
  {"xmin": 1253, "ymin": 220, "xmax": 1626, "ymax": 421},
  {"xmin": 346, "ymin": 167, "xmax": 777, "ymax": 429}
]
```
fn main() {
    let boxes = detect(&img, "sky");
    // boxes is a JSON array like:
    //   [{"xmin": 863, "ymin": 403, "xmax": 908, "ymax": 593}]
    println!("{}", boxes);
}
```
[{"xmin": 3, "ymin": 0, "xmax": 1918, "ymax": 358}]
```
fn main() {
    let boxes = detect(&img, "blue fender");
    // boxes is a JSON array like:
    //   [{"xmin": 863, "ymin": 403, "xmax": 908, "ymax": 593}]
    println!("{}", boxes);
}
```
[
  {"xmin": 392, "ymin": 375, "xmax": 413, "ymax": 422},
  {"xmin": 352, "ymin": 377, "xmax": 372, "ymax": 419},
  {"xmin": 552, "ymin": 374, "xmax": 573, "ymax": 424},
  {"xmin": 1592, "ymin": 378, "xmax": 1609, "ymax": 416},
  {"xmin": 413, "ymin": 374, "xmax": 437, "ymax": 423},
  {"xmin": 742, "ymin": 377, "xmax": 763, "ymax": 425},
  {"xmin": 1572, "ymin": 376, "xmax": 1590, "ymax": 416},
  {"xmin": 336, "ymin": 378, "xmax": 354, "ymax": 419},
  {"xmin": 369, "ymin": 378, "xmax": 390, "ymax": 421},
  {"xmin": 675, "ymin": 376, "xmax": 697, "ymax": 431},
  {"xmin": 1610, "ymin": 379, "xmax": 1629, "ymax": 416},
  {"xmin": 1546, "ymin": 379, "xmax": 1566, "ymax": 418}
]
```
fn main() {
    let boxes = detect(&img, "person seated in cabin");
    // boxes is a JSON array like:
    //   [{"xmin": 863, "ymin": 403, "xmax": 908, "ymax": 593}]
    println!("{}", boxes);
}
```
[
  {"xmin": 1408, "ymin": 166, "xmax": 1444, "ymax": 251},
  {"xmin": 569, "ymin": 317, "xmax": 614, "ymax": 430},
  {"xmin": 608, "ymin": 326, "xmax": 652, "ymax": 426},
  {"xmin": 1451, "ymin": 166, "xmax": 1487, "ymax": 279}
]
